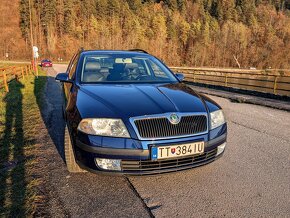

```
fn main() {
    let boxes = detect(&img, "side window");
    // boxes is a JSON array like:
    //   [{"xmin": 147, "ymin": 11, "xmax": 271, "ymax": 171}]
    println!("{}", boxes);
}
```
[
  {"xmin": 66, "ymin": 54, "xmax": 77, "ymax": 73},
  {"xmin": 68, "ymin": 55, "xmax": 79, "ymax": 79},
  {"xmin": 147, "ymin": 60, "xmax": 167, "ymax": 78}
]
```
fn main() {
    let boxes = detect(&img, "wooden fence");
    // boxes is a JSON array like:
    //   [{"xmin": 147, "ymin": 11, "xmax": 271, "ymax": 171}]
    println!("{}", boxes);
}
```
[
  {"xmin": 1, "ymin": 65, "xmax": 289, "ymax": 97},
  {"xmin": 171, "ymin": 67, "xmax": 290, "ymax": 97},
  {"xmin": 0, "ymin": 65, "xmax": 32, "ymax": 92}
]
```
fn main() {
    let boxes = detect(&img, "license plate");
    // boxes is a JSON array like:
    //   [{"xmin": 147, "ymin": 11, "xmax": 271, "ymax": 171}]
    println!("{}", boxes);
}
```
[{"xmin": 151, "ymin": 141, "xmax": 205, "ymax": 160}]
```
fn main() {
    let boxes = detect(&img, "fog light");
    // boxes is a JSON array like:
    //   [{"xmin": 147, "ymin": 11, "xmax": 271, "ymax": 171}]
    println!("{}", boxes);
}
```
[
  {"xmin": 216, "ymin": 142, "xmax": 226, "ymax": 156},
  {"xmin": 95, "ymin": 158, "xmax": 121, "ymax": 171}
]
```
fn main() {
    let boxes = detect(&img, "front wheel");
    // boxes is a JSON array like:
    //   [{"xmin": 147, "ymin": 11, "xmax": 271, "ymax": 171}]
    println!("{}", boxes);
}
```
[{"xmin": 64, "ymin": 125, "xmax": 86, "ymax": 173}]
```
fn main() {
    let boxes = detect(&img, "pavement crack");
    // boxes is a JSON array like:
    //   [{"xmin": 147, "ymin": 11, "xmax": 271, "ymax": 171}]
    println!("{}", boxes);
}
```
[
  {"xmin": 229, "ymin": 120, "xmax": 290, "ymax": 143},
  {"xmin": 149, "ymin": 204, "xmax": 162, "ymax": 211},
  {"xmin": 125, "ymin": 177, "xmax": 155, "ymax": 218}
]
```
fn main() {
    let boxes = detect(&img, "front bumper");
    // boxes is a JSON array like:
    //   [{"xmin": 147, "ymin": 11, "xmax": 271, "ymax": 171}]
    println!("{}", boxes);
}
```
[{"xmin": 74, "ymin": 124, "xmax": 227, "ymax": 175}]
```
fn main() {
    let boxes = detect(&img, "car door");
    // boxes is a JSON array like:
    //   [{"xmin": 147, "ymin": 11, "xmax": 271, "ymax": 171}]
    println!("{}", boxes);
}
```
[{"xmin": 63, "ymin": 54, "xmax": 79, "ymax": 116}]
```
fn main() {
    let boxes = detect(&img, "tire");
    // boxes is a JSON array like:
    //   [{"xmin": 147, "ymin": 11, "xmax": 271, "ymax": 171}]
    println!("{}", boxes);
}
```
[{"xmin": 64, "ymin": 125, "xmax": 86, "ymax": 173}]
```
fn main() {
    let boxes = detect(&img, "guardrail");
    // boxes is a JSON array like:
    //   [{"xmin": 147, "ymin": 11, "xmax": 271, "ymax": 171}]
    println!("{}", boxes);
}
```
[
  {"xmin": 171, "ymin": 67, "xmax": 290, "ymax": 97},
  {"xmin": 0, "ymin": 65, "xmax": 32, "ymax": 92}
]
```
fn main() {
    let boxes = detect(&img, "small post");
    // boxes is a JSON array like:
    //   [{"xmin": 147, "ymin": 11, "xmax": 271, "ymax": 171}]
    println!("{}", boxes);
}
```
[
  {"xmin": 35, "ymin": 58, "xmax": 39, "ymax": 78},
  {"xmin": 193, "ymin": 71, "xmax": 196, "ymax": 83},
  {"xmin": 25, "ymin": 66, "xmax": 28, "ymax": 76},
  {"xmin": 3, "ymin": 70, "xmax": 9, "ymax": 92},
  {"xmin": 273, "ymin": 76, "xmax": 279, "ymax": 95},
  {"xmin": 12, "ymin": 67, "xmax": 18, "ymax": 82}
]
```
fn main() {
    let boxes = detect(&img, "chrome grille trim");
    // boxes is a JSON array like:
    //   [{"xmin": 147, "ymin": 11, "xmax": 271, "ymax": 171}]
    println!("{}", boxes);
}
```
[{"xmin": 129, "ymin": 112, "xmax": 208, "ymax": 140}]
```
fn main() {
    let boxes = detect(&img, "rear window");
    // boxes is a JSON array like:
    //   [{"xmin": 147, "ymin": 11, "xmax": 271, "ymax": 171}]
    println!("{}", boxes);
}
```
[{"xmin": 42, "ymin": 59, "xmax": 51, "ymax": 62}]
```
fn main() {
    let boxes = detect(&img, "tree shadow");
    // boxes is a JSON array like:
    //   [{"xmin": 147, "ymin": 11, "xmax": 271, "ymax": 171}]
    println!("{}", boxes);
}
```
[
  {"xmin": 0, "ymin": 80, "xmax": 25, "ymax": 216},
  {"xmin": 34, "ymin": 75, "xmax": 66, "ymax": 161}
]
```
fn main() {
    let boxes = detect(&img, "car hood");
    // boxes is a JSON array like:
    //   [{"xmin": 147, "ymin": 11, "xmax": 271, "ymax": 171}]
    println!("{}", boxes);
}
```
[{"xmin": 77, "ymin": 83, "xmax": 209, "ymax": 119}]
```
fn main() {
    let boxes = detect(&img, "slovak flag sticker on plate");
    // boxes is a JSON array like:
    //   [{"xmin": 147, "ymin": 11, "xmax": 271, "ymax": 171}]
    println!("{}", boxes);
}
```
[{"xmin": 171, "ymin": 148, "xmax": 176, "ymax": 154}]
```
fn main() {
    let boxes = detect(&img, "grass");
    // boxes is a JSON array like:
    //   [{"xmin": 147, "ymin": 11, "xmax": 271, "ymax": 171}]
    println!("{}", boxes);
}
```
[
  {"xmin": 0, "ymin": 62, "xmax": 28, "ymax": 68},
  {"xmin": 0, "ymin": 67, "xmax": 47, "ymax": 217},
  {"xmin": 0, "ymin": 62, "xmax": 12, "ymax": 68}
]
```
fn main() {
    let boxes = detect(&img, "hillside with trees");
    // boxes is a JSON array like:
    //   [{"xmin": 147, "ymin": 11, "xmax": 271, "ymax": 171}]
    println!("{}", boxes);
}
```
[
  {"xmin": 1, "ymin": 0, "xmax": 290, "ymax": 68},
  {"xmin": 0, "ymin": 0, "xmax": 28, "ymax": 61}
]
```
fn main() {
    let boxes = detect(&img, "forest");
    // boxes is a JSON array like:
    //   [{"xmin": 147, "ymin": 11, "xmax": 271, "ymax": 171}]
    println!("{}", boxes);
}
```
[{"xmin": 2, "ymin": 0, "xmax": 290, "ymax": 68}]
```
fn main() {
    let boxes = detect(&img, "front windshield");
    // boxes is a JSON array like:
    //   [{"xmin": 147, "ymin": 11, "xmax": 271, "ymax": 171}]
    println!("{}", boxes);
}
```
[{"xmin": 80, "ymin": 54, "xmax": 178, "ymax": 84}]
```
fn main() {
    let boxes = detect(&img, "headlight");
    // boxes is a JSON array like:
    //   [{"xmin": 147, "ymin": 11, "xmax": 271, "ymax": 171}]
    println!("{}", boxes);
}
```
[
  {"xmin": 210, "ymin": 110, "xmax": 225, "ymax": 130},
  {"xmin": 78, "ymin": 118, "xmax": 130, "ymax": 138}
]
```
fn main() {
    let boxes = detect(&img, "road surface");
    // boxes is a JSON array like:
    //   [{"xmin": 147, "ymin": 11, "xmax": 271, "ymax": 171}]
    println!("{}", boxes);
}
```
[{"xmin": 42, "ymin": 64, "xmax": 290, "ymax": 217}]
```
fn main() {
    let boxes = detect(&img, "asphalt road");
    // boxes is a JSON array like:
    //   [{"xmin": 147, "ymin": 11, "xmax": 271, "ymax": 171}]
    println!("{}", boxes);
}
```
[{"xmin": 44, "ymin": 64, "xmax": 290, "ymax": 217}]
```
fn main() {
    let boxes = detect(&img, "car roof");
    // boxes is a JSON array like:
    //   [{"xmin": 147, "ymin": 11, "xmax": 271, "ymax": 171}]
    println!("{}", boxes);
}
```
[{"xmin": 80, "ymin": 50, "xmax": 151, "ymax": 57}]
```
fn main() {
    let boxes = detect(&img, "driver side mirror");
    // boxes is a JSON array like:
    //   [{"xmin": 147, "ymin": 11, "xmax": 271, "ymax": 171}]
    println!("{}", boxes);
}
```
[
  {"xmin": 55, "ymin": 73, "xmax": 73, "ymax": 83},
  {"xmin": 175, "ymin": 73, "xmax": 185, "ymax": 82}
]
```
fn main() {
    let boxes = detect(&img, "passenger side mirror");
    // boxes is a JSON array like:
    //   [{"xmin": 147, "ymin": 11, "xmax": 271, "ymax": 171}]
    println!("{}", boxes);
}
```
[
  {"xmin": 55, "ymin": 73, "xmax": 73, "ymax": 83},
  {"xmin": 175, "ymin": 73, "xmax": 185, "ymax": 82}
]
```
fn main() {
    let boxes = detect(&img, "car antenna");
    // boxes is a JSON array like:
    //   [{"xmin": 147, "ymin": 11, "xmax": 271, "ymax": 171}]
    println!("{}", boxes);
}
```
[{"xmin": 79, "ymin": 47, "xmax": 85, "ymax": 52}]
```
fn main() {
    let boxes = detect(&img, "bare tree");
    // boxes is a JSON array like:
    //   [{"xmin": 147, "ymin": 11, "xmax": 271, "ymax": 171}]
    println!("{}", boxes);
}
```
[{"xmin": 233, "ymin": 55, "xmax": 241, "ymax": 69}]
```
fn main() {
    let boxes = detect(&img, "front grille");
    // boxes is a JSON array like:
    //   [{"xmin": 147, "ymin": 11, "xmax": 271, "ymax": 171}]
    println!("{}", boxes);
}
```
[
  {"xmin": 122, "ymin": 148, "xmax": 217, "ymax": 175},
  {"xmin": 133, "ymin": 114, "xmax": 207, "ymax": 139}
]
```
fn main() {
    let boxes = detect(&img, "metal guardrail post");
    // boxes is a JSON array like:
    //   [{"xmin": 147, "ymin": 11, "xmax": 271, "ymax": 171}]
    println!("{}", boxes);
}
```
[{"xmin": 273, "ymin": 76, "xmax": 278, "ymax": 95}]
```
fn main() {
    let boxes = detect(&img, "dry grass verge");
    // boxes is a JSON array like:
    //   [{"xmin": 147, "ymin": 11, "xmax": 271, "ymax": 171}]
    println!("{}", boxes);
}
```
[{"xmin": 0, "ymin": 68, "xmax": 47, "ymax": 217}]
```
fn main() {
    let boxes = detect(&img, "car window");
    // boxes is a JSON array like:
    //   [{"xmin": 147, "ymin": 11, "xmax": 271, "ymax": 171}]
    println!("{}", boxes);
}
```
[
  {"xmin": 66, "ymin": 54, "xmax": 77, "ymax": 74},
  {"xmin": 80, "ymin": 54, "xmax": 178, "ymax": 84},
  {"xmin": 133, "ymin": 59, "xmax": 149, "ymax": 75},
  {"xmin": 146, "ymin": 59, "xmax": 167, "ymax": 78}
]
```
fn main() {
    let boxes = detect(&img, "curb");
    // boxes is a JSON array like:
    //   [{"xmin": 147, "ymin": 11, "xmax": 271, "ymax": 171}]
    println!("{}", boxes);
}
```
[{"xmin": 189, "ymin": 85, "xmax": 290, "ymax": 112}]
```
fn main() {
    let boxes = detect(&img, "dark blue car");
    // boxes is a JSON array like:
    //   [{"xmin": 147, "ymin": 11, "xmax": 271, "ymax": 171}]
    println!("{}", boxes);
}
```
[{"xmin": 55, "ymin": 49, "xmax": 227, "ymax": 175}]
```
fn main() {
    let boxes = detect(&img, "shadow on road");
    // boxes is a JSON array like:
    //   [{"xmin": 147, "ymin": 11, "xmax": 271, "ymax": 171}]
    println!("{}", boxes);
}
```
[{"xmin": 34, "ymin": 75, "xmax": 65, "ymax": 161}]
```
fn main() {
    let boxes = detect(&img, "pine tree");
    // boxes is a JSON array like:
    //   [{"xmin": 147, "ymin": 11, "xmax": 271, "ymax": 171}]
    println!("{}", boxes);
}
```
[
  {"xmin": 177, "ymin": 0, "xmax": 186, "ymax": 12},
  {"xmin": 63, "ymin": 0, "xmax": 75, "ymax": 34},
  {"xmin": 127, "ymin": 0, "xmax": 143, "ymax": 11},
  {"xmin": 163, "ymin": 0, "xmax": 178, "ymax": 10},
  {"xmin": 19, "ymin": 0, "xmax": 30, "ymax": 41}
]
